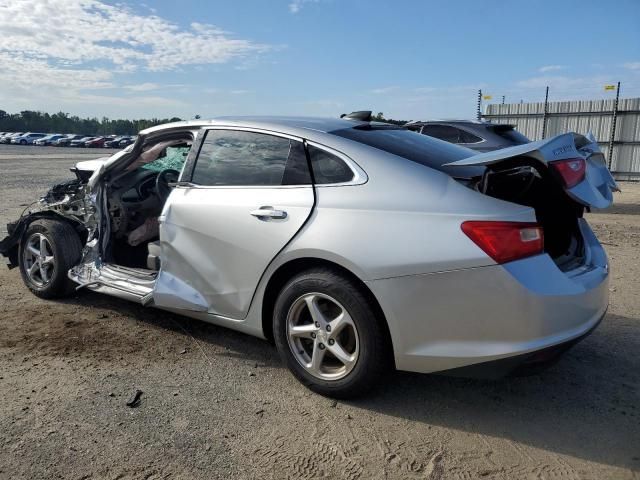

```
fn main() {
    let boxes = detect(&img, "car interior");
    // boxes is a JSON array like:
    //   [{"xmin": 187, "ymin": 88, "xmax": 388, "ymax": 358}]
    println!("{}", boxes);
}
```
[{"xmin": 105, "ymin": 134, "xmax": 193, "ymax": 270}]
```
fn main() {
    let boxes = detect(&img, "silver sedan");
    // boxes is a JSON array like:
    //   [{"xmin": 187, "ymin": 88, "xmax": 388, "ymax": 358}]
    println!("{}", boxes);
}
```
[{"xmin": 0, "ymin": 117, "xmax": 616, "ymax": 397}]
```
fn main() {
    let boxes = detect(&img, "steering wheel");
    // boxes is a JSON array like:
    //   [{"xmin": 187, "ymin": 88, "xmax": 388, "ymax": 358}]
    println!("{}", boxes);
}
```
[{"xmin": 155, "ymin": 169, "xmax": 180, "ymax": 200}]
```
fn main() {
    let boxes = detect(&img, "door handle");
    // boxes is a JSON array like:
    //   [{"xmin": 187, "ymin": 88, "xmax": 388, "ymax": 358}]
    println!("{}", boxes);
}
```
[{"xmin": 250, "ymin": 206, "xmax": 288, "ymax": 220}]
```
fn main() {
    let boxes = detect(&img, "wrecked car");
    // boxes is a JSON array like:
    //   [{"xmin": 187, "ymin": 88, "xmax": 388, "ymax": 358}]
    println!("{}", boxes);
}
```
[{"xmin": 0, "ymin": 117, "xmax": 617, "ymax": 398}]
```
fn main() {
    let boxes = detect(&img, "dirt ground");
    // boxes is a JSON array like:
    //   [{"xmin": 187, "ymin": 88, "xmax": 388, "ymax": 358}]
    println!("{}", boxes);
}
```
[{"xmin": 0, "ymin": 145, "xmax": 638, "ymax": 480}]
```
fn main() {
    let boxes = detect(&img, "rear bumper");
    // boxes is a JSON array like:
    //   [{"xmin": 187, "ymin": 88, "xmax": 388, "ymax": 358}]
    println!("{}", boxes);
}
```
[
  {"xmin": 438, "ymin": 310, "xmax": 604, "ymax": 378},
  {"xmin": 368, "ymin": 219, "xmax": 609, "ymax": 375}
]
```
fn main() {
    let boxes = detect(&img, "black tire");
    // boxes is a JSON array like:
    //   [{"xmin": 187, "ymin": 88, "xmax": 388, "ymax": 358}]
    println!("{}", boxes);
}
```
[
  {"xmin": 273, "ymin": 268, "xmax": 390, "ymax": 398},
  {"xmin": 18, "ymin": 219, "xmax": 83, "ymax": 299}
]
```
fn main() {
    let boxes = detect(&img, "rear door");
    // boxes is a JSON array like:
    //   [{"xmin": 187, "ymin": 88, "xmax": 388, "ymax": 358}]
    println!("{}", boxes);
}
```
[{"xmin": 153, "ymin": 128, "xmax": 314, "ymax": 318}]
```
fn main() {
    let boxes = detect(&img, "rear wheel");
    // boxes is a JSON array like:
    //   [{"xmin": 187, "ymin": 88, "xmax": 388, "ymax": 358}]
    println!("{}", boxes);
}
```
[
  {"xmin": 19, "ymin": 219, "xmax": 83, "ymax": 299},
  {"xmin": 273, "ymin": 268, "xmax": 389, "ymax": 398}
]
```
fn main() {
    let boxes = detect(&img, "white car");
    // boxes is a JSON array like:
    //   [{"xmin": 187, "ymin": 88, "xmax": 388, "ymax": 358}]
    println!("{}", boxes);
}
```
[
  {"xmin": 34, "ymin": 134, "xmax": 67, "ymax": 146},
  {"xmin": 11, "ymin": 133, "xmax": 47, "ymax": 145}
]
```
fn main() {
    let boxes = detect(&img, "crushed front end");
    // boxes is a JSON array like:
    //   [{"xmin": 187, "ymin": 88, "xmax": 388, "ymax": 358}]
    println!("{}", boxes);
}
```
[{"xmin": 0, "ymin": 174, "xmax": 97, "ymax": 269}]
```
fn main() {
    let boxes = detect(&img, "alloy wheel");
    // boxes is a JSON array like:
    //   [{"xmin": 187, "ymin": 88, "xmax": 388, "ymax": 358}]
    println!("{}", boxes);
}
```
[
  {"xmin": 286, "ymin": 292, "xmax": 359, "ymax": 380},
  {"xmin": 23, "ymin": 233, "xmax": 56, "ymax": 287}
]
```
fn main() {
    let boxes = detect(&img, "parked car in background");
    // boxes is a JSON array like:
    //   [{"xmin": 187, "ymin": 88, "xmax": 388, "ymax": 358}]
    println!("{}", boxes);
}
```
[
  {"xmin": 85, "ymin": 137, "xmax": 106, "ymax": 148},
  {"xmin": 55, "ymin": 135, "xmax": 85, "ymax": 147},
  {"xmin": 104, "ymin": 136, "xmax": 129, "ymax": 148},
  {"xmin": 70, "ymin": 136, "xmax": 96, "ymax": 147},
  {"xmin": 118, "ymin": 136, "xmax": 136, "ymax": 148},
  {"xmin": 0, "ymin": 117, "xmax": 616, "ymax": 397},
  {"xmin": 0, "ymin": 132, "xmax": 24, "ymax": 144},
  {"xmin": 34, "ymin": 134, "xmax": 67, "ymax": 146},
  {"xmin": 11, "ymin": 133, "xmax": 47, "ymax": 145},
  {"xmin": 404, "ymin": 120, "xmax": 530, "ymax": 152}
]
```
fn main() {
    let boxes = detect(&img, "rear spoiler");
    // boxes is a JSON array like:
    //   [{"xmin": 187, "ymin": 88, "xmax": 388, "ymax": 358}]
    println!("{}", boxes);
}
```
[{"xmin": 443, "ymin": 133, "xmax": 582, "ymax": 167}]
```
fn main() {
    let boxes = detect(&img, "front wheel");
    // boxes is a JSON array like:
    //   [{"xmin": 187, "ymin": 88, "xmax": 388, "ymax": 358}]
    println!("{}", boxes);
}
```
[
  {"xmin": 273, "ymin": 268, "xmax": 390, "ymax": 398},
  {"xmin": 19, "ymin": 219, "xmax": 83, "ymax": 299}
]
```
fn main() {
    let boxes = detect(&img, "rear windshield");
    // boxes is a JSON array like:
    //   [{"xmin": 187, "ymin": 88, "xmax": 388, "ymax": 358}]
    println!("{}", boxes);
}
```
[
  {"xmin": 330, "ymin": 127, "xmax": 474, "ymax": 170},
  {"xmin": 492, "ymin": 126, "xmax": 529, "ymax": 145}
]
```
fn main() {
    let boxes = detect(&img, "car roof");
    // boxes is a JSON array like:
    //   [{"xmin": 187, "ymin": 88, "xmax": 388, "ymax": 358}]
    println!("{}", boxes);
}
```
[{"xmin": 140, "ymin": 116, "xmax": 371, "ymax": 137}]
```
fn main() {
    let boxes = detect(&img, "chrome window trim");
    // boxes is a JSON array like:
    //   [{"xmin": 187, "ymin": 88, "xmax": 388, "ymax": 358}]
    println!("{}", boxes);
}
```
[
  {"xmin": 456, "ymin": 138, "xmax": 486, "ymax": 145},
  {"xmin": 202, "ymin": 125, "xmax": 305, "ymax": 142},
  {"xmin": 179, "ymin": 126, "xmax": 367, "ymax": 189},
  {"xmin": 454, "ymin": 127, "xmax": 487, "ymax": 145}
]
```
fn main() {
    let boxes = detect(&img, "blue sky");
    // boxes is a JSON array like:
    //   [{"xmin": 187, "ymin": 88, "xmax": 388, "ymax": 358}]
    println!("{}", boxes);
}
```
[{"xmin": 1, "ymin": 0, "xmax": 639, "ymax": 120}]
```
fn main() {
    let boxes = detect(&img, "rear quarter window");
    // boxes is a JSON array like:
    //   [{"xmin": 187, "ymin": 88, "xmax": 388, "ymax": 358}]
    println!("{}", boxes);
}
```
[{"xmin": 308, "ymin": 145, "xmax": 354, "ymax": 184}]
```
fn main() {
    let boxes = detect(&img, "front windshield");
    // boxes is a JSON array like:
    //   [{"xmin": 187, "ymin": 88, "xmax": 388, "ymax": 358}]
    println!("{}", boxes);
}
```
[{"xmin": 142, "ymin": 145, "xmax": 190, "ymax": 172}]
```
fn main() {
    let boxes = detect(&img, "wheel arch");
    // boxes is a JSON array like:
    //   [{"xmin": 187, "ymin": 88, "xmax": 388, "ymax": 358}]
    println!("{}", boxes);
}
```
[
  {"xmin": 260, "ymin": 256, "xmax": 395, "ymax": 367},
  {"xmin": 1, "ymin": 212, "xmax": 87, "ymax": 269}
]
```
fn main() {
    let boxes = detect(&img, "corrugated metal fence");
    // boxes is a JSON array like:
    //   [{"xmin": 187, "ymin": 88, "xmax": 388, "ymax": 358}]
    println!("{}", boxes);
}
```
[{"xmin": 484, "ymin": 97, "xmax": 640, "ymax": 180}]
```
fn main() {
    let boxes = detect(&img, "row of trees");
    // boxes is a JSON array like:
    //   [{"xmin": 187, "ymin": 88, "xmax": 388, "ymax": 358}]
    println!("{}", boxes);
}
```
[
  {"xmin": 0, "ymin": 109, "xmax": 409, "ymax": 136},
  {"xmin": 0, "ymin": 110, "xmax": 183, "ymax": 136},
  {"xmin": 373, "ymin": 112, "xmax": 407, "ymax": 125}
]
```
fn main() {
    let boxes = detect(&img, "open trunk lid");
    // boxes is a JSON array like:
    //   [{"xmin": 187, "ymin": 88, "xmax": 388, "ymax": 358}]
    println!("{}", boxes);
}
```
[{"xmin": 444, "ymin": 132, "xmax": 618, "ymax": 209}]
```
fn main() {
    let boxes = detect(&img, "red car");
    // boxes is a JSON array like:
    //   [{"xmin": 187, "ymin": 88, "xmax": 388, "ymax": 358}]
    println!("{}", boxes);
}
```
[{"xmin": 85, "ymin": 137, "xmax": 106, "ymax": 148}]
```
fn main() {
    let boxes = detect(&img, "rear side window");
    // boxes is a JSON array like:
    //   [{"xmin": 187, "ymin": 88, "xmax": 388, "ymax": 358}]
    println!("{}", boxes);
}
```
[
  {"xmin": 459, "ymin": 130, "xmax": 483, "ymax": 143},
  {"xmin": 308, "ymin": 145, "xmax": 354, "ymax": 184},
  {"xmin": 421, "ymin": 125, "xmax": 462, "ymax": 143},
  {"xmin": 191, "ymin": 130, "xmax": 311, "ymax": 186}
]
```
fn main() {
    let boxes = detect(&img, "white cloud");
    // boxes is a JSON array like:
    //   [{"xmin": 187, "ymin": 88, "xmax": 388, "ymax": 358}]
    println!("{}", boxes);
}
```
[
  {"xmin": 0, "ymin": 0, "xmax": 271, "ymax": 118},
  {"xmin": 0, "ymin": 52, "xmax": 114, "ymax": 90},
  {"xmin": 515, "ymin": 75, "xmax": 614, "ymax": 90},
  {"xmin": 289, "ymin": 0, "xmax": 321, "ymax": 14},
  {"xmin": 370, "ymin": 86, "xmax": 400, "ymax": 94},
  {"xmin": 538, "ymin": 65, "xmax": 566, "ymax": 73},
  {"xmin": 0, "ymin": 0, "xmax": 269, "ymax": 72},
  {"xmin": 124, "ymin": 83, "xmax": 162, "ymax": 92},
  {"xmin": 289, "ymin": 2, "xmax": 302, "ymax": 13},
  {"xmin": 623, "ymin": 62, "xmax": 640, "ymax": 70}
]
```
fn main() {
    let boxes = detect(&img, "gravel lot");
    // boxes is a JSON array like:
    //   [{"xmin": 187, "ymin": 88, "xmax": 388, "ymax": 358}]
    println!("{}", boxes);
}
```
[{"xmin": 0, "ymin": 145, "xmax": 638, "ymax": 480}]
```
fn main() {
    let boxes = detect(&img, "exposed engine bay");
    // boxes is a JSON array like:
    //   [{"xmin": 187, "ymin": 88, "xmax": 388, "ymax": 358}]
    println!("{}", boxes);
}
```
[{"xmin": 0, "ymin": 133, "xmax": 193, "ymax": 275}]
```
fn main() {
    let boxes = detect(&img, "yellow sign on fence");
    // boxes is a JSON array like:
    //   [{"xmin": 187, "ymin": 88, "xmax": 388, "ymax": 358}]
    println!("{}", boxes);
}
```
[
  {"xmin": 604, "ymin": 85, "xmax": 617, "ymax": 91},
  {"xmin": 482, "ymin": 95, "xmax": 492, "ymax": 100}
]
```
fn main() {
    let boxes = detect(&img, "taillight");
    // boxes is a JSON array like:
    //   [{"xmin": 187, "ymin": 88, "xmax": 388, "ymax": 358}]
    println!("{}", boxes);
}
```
[
  {"xmin": 550, "ymin": 157, "xmax": 585, "ymax": 188},
  {"xmin": 461, "ymin": 221, "xmax": 544, "ymax": 264}
]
